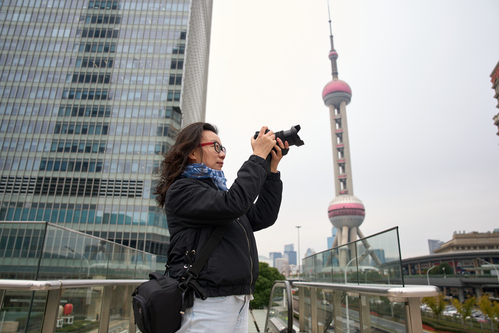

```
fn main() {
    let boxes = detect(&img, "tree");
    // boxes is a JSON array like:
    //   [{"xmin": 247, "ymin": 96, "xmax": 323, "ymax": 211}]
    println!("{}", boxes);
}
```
[
  {"xmin": 422, "ymin": 293, "xmax": 447, "ymax": 321},
  {"xmin": 430, "ymin": 262, "xmax": 453, "ymax": 275},
  {"xmin": 478, "ymin": 294, "xmax": 499, "ymax": 331},
  {"xmin": 251, "ymin": 262, "xmax": 285, "ymax": 309},
  {"xmin": 452, "ymin": 296, "xmax": 476, "ymax": 329}
]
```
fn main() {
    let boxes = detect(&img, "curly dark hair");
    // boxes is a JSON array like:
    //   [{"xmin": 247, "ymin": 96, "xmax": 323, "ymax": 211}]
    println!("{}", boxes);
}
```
[{"xmin": 154, "ymin": 122, "xmax": 218, "ymax": 207}]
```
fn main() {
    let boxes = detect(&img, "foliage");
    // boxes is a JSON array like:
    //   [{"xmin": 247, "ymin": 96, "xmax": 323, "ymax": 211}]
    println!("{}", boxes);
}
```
[
  {"xmin": 452, "ymin": 296, "xmax": 476, "ymax": 329},
  {"xmin": 422, "ymin": 293, "xmax": 447, "ymax": 321},
  {"xmin": 251, "ymin": 262, "xmax": 285, "ymax": 309},
  {"xmin": 430, "ymin": 262, "xmax": 453, "ymax": 275},
  {"xmin": 422, "ymin": 316, "xmax": 484, "ymax": 333},
  {"xmin": 56, "ymin": 320, "xmax": 100, "ymax": 332},
  {"xmin": 478, "ymin": 294, "xmax": 499, "ymax": 330}
]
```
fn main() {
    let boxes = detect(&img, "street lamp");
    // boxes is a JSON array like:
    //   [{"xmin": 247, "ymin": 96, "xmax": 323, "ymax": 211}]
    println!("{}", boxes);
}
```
[
  {"xmin": 427, "ymin": 265, "xmax": 437, "ymax": 285},
  {"xmin": 344, "ymin": 256, "xmax": 360, "ymax": 333},
  {"xmin": 477, "ymin": 258, "xmax": 499, "ymax": 283},
  {"xmin": 296, "ymin": 226, "xmax": 301, "ymax": 280},
  {"xmin": 65, "ymin": 246, "xmax": 90, "ymax": 278}
]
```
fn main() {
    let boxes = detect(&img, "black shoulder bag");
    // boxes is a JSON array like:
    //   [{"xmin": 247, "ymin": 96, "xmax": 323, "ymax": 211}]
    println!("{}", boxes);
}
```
[{"xmin": 132, "ymin": 226, "xmax": 226, "ymax": 333}]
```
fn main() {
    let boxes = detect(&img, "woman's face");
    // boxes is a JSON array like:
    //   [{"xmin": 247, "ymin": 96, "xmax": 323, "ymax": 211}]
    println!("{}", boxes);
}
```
[{"xmin": 189, "ymin": 130, "xmax": 226, "ymax": 170}]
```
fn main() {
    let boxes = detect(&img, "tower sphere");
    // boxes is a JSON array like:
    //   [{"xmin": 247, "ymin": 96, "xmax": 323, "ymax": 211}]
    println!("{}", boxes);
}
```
[
  {"xmin": 328, "ymin": 50, "xmax": 338, "ymax": 60},
  {"xmin": 322, "ymin": 79, "xmax": 352, "ymax": 107},
  {"xmin": 328, "ymin": 195, "xmax": 365, "ymax": 229}
]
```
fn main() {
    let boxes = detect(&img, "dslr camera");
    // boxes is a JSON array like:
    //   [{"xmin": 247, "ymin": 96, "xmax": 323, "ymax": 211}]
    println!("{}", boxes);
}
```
[{"xmin": 254, "ymin": 125, "xmax": 304, "ymax": 163}]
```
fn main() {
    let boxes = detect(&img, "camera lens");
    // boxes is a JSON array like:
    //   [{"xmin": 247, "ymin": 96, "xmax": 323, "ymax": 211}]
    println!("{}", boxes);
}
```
[
  {"xmin": 254, "ymin": 125, "xmax": 304, "ymax": 147},
  {"xmin": 274, "ymin": 125, "xmax": 304, "ymax": 147}
]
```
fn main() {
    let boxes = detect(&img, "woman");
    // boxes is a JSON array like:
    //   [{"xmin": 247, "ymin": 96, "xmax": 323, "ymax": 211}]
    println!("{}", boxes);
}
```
[{"xmin": 154, "ymin": 122, "xmax": 289, "ymax": 333}]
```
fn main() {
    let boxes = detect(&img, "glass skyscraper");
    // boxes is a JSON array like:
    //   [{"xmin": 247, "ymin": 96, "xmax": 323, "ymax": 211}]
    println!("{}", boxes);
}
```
[{"xmin": 0, "ymin": 0, "xmax": 213, "ymax": 257}]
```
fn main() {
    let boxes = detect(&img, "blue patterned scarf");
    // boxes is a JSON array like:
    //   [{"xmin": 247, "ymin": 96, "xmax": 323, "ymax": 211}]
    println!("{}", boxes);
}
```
[{"xmin": 181, "ymin": 163, "xmax": 228, "ymax": 191}]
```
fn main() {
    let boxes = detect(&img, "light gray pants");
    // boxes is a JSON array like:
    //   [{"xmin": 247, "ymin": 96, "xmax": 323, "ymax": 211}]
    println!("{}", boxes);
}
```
[{"xmin": 176, "ymin": 295, "xmax": 251, "ymax": 333}]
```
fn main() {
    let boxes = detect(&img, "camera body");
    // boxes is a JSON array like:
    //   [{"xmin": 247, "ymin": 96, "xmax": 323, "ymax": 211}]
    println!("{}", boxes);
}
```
[{"xmin": 253, "ymin": 125, "xmax": 304, "ymax": 163}]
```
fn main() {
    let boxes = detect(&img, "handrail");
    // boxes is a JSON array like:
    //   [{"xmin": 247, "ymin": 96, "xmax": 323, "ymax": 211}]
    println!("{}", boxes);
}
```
[
  {"xmin": 293, "ymin": 281, "xmax": 439, "ymax": 300},
  {"xmin": 0, "ymin": 279, "xmax": 148, "ymax": 333},
  {"xmin": 293, "ymin": 281, "xmax": 440, "ymax": 332},
  {"xmin": 0, "ymin": 279, "xmax": 146, "ymax": 290},
  {"xmin": 264, "ymin": 280, "xmax": 294, "ymax": 333}
]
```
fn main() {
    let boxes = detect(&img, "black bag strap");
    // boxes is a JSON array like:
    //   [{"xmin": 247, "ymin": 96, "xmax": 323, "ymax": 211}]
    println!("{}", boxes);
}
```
[
  {"xmin": 189, "ymin": 225, "xmax": 226, "ymax": 277},
  {"xmin": 178, "ymin": 225, "xmax": 227, "ymax": 305}
]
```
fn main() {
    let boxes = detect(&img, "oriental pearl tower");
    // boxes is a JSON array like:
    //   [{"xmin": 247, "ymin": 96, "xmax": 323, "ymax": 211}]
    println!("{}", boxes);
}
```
[{"xmin": 322, "ymin": 13, "xmax": 374, "ymax": 267}]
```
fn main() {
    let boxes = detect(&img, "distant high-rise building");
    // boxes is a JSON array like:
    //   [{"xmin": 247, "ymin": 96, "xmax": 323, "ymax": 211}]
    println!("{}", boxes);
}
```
[
  {"xmin": 269, "ymin": 252, "xmax": 282, "ymax": 267},
  {"xmin": 0, "ymin": 0, "xmax": 214, "ymax": 257},
  {"xmin": 304, "ymin": 248, "xmax": 316, "ymax": 258},
  {"xmin": 491, "ymin": 61, "xmax": 499, "ymax": 138},
  {"xmin": 327, "ymin": 227, "xmax": 337, "ymax": 249},
  {"xmin": 275, "ymin": 257, "xmax": 289, "ymax": 276},
  {"xmin": 428, "ymin": 239, "xmax": 444, "ymax": 255},
  {"xmin": 284, "ymin": 250, "xmax": 297, "ymax": 266},
  {"xmin": 283, "ymin": 243, "xmax": 296, "ymax": 266}
]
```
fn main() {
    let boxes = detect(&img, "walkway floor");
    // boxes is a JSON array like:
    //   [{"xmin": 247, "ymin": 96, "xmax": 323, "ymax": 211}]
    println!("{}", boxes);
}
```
[{"xmin": 248, "ymin": 309, "xmax": 267, "ymax": 333}]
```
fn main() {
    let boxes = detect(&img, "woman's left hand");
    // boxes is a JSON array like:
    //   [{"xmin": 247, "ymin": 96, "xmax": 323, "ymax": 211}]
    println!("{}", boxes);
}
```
[{"xmin": 270, "ymin": 138, "xmax": 289, "ymax": 173}]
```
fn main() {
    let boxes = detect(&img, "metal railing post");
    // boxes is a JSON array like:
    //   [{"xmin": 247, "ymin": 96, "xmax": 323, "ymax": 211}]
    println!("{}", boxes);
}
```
[
  {"xmin": 404, "ymin": 297, "xmax": 424, "ymax": 333},
  {"xmin": 332, "ymin": 291, "xmax": 344, "ymax": 333},
  {"xmin": 310, "ymin": 287, "xmax": 318, "ymax": 333},
  {"xmin": 298, "ymin": 286, "xmax": 305, "ymax": 332},
  {"xmin": 41, "ymin": 288, "xmax": 63, "ymax": 333},
  {"xmin": 357, "ymin": 295, "xmax": 371, "ymax": 333},
  {"xmin": 0, "ymin": 289, "xmax": 5, "ymax": 311},
  {"xmin": 99, "ymin": 285, "xmax": 113, "ymax": 333},
  {"xmin": 128, "ymin": 285, "xmax": 137, "ymax": 333}
]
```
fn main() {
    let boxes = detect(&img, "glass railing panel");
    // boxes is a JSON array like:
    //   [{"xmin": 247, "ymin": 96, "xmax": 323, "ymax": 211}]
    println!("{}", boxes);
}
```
[
  {"xmin": 369, "ymin": 296, "xmax": 410, "ymax": 332},
  {"xmin": 315, "ymin": 288, "xmax": 334, "ymax": 332},
  {"xmin": 104, "ymin": 242, "xmax": 131, "ymax": 279},
  {"xmin": 299, "ymin": 284, "xmax": 312, "ymax": 332},
  {"xmin": 108, "ymin": 285, "xmax": 134, "ymax": 333},
  {"xmin": 0, "ymin": 221, "xmax": 165, "ymax": 281},
  {"xmin": 356, "ymin": 228, "xmax": 404, "ymax": 285},
  {"xmin": 56, "ymin": 286, "xmax": 103, "ymax": 332},
  {"xmin": 0, "ymin": 290, "xmax": 47, "ymax": 333},
  {"xmin": 0, "ymin": 222, "xmax": 46, "ymax": 280},
  {"xmin": 302, "ymin": 227, "xmax": 404, "ymax": 286},
  {"xmin": 307, "ymin": 288, "xmax": 411, "ymax": 333},
  {"xmin": 367, "ymin": 295, "xmax": 407, "ymax": 331},
  {"xmin": 301, "ymin": 255, "xmax": 315, "ymax": 282},
  {"xmin": 0, "ymin": 282, "xmax": 139, "ymax": 333}
]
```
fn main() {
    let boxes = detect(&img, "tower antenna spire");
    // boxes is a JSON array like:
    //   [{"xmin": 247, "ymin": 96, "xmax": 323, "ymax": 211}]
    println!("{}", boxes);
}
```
[
  {"xmin": 327, "ymin": 0, "xmax": 333, "ymax": 38},
  {"xmin": 326, "ymin": 0, "xmax": 339, "ymax": 79}
]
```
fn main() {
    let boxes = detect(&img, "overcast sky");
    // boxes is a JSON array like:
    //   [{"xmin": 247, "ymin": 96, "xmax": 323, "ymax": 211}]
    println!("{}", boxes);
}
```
[{"xmin": 203, "ymin": 0, "xmax": 499, "ymax": 261}]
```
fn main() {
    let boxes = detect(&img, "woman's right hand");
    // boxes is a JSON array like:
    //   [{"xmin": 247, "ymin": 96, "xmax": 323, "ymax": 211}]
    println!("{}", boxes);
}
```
[{"xmin": 251, "ymin": 126, "xmax": 276, "ymax": 159}]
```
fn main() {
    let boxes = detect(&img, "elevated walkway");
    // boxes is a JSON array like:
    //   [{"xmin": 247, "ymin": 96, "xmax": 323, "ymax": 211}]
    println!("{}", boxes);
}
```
[
  {"xmin": 248, "ymin": 309, "xmax": 267, "ymax": 333},
  {"xmin": 0, "ymin": 224, "xmax": 440, "ymax": 333}
]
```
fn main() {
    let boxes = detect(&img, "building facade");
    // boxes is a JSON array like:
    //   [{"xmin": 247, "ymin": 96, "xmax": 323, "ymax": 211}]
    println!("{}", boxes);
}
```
[
  {"xmin": 0, "ymin": 0, "xmax": 213, "ymax": 257},
  {"xmin": 433, "ymin": 231, "xmax": 499, "ymax": 254},
  {"xmin": 403, "ymin": 231, "xmax": 499, "ymax": 301},
  {"xmin": 491, "ymin": 60, "xmax": 499, "ymax": 138}
]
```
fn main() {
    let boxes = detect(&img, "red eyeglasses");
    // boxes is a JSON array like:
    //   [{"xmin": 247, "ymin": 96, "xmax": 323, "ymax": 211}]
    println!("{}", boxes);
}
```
[{"xmin": 198, "ymin": 141, "xmax": 226, "ymax": 154}]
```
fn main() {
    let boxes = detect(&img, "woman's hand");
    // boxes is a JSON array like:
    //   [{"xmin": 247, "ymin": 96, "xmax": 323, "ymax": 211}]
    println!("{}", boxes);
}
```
[
  {"xmin": 270, "ymin": 138, "xmax": 289, "ymax": 173},
  {"xmin": 251, "ymin": 126, "xmax": 276, "ymax": 159}
]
